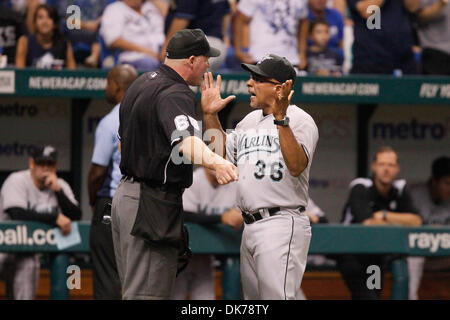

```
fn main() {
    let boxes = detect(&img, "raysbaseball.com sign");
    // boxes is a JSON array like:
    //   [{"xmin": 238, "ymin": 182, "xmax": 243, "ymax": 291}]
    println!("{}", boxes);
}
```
[
  {"xmin": 409, "ymin": 232, "xmax": 450, "ymax": 253},
  {"xmin": 0, "ymin": 225, "xmax": 56, "ymax": 246}
]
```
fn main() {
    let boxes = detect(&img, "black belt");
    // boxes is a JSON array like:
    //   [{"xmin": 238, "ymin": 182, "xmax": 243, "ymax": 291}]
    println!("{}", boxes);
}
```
[
  {"xmin": 123, "ymin": 176, "xmax": 183, "ymax": 194},
  {"xmin": 242, "ymin": 206, "xmax": 305, "ymax": 224}
]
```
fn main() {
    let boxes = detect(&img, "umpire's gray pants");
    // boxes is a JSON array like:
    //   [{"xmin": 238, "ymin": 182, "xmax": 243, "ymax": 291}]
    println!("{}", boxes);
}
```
[{"xmin": 111, "ymin": 179, "xmax": 178, "ymax": 300}]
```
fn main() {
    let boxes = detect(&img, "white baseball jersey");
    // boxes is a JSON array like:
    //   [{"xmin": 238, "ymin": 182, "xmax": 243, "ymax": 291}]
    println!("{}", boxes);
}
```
[
  {"xmin": 0, "ymin": 169, "xmax": 78, "ymax": 218},
  {"xmin": 0, "ymin": 169, "xmax": 78, "ymax": 300},
  {"xmin": 182, "ymin": 168, "xmax": 238, "ymax": 215},
  {"xmin": 226, "ymin": 105, "xmax": 319, "ymax": 212}
]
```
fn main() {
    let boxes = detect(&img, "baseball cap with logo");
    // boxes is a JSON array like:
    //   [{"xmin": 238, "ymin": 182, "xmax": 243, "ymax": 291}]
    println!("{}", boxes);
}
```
[
  {"xmin": 32, "ymin": 145, "xmax": 58, "ymax": 164},
  {"xmin": 166, "ymin": 28, "xmax": 221, "ymax": 59},
  {"xmin": 241, "ymin": 54, "xmax": 297, "ymax": 84}
]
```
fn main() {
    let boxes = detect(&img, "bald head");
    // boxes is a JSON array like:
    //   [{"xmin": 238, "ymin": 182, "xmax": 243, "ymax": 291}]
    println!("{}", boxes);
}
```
[
  {"xmin": 109, "ymin": 64, "xmax": 138, "ymax": 91},
  {"xmin": 106, "ymin": 64, "xmax": 138, "ymax": 104}
]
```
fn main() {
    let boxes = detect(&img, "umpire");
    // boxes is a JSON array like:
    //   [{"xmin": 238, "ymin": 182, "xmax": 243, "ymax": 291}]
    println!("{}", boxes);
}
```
[{"xmin": 111, "ymin": 28, "xmax": 238, "ymax": 300}]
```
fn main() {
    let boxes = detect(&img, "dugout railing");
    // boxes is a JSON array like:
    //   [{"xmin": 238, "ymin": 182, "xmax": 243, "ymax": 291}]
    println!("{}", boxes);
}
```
[{"xmin": 1, "ymin": 221, "xmax": 449, "ymax": 299}]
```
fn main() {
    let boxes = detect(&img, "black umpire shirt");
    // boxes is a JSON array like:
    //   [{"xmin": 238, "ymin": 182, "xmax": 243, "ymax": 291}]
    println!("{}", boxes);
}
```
[
  {"xmin": 118, "ymin": 64, "xmax": 199, "ymax": 188},
  {"xmin": 341, "ymin": 177, "xmax": 419, "ymax": 224}
]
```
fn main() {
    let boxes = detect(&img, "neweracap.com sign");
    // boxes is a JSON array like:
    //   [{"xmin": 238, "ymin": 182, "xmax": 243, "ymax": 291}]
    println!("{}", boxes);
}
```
[
  {"xmin": 13, "ymin": 69, "xmax": 108, "ymax": 98},
  {"xmin": 3, "ymin": 70, "xmax": 450, "ymax": 104}
]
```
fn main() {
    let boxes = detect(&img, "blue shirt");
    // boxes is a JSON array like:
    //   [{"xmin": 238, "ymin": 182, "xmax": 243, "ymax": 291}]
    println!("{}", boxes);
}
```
[
  {"xmin": 91, "ymin": 104, "xmax": 122, "ymax": 198},
  {"xmin": 26, "ymin": 34, "xmax": 68, "ymax": 68},
  {"xmin": 308, "ymin": 7, "xmax": 344, "ymax": 57},
  {"xmin": 165, "ymin": 0, "xmax": 230, "ymax": 39},
  {"xmin": 347, "ymin": 0, "xmax": 414, "ymax": 67},
  {"xmin": 48, "ymin": 0, "xmax": 115, "ymax": 21},
  {"xmin": 307, "ymin": 47, "xmax": 343, "ymax": 75}
]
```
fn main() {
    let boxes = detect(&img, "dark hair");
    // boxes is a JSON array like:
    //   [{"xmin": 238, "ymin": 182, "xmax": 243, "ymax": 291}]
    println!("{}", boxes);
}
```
[
  {"xmin": 432, "ymin": 156, "xmax": 450, "ymax": 180},
  {"xmin": 309, "ymin": 18, "xmax": 329, "ymax": 34},
  {"xmin": 33, "ymin": 4, "xmax": 61, "ymax": 38},
  {"xmin": 372, "ymin": 146, "xmax": 399, "ymax": 163}
]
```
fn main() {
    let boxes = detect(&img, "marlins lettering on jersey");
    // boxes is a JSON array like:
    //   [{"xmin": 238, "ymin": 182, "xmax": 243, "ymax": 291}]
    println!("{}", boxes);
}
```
[{"xmin": 237, "ymin": 129, "xmax": 280, "ymax": 164}]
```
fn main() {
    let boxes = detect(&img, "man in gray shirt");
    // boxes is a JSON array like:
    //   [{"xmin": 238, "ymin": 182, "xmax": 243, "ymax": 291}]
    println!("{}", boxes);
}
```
[
  {"xmin": 0, "ymin": 145, "xmax": 81, "ymax": 299},
  {"xmin": 417, "ymin": 0, "xmax": 450, "ymax": 74},
  {"xmin": 408, "ymin": 156, "xmax": 450, "ymax": 299}
]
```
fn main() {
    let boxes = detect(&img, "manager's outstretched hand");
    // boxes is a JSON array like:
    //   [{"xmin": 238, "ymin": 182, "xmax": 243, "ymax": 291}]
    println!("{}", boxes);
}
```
[
  {"xmin": 201, "ymin": 72, "xmax": 236, "ymax": 115},
  {"xmin": 273, "ymin": 79, "xmax": 294, "ymax": 119}
]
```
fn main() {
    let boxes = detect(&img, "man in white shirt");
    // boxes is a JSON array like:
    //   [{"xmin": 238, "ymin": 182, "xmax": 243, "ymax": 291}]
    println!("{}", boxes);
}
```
[
  {"xmin": 100, "ymin": 0, "xmax": 166, "ymax": 71},
  {"xmin": 233, "ymin": 0, "xmax": 310, "ymax": 70}
]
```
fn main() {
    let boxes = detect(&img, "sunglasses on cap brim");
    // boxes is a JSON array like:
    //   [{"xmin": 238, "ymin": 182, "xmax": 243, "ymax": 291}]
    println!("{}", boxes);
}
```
[{"xmin": 250, "ymin": 73, "xmax": 281, "ymax": 85}]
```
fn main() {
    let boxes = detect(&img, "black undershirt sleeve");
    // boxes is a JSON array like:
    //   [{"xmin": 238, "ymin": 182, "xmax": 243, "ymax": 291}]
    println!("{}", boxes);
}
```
[
  {"xmin": 55, "ymin": 190, "xmax": 82, "ymax": 221},
  {"xmin": 318, "ymin": 216, "xmax": 329, "ymax": 224},
  {"xmin": 183, "ymin": 211, "xmax": 222, "ymax": 225},
  {"xmin": 5, "ymin": 207, "xmax": 58, "ymax": 225}
]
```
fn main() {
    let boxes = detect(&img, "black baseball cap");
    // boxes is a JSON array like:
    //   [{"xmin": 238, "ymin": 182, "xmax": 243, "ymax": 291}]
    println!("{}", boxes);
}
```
[
  {"xmin": 166, "ymin": 29, "xmax": 221, "ymax": 59},
  {"xmin": 242, "ymin": 54, "xmax": 297, "ymax": 84},
  {"xmin": 32, "ymin": 145, "xmax": 58, "ymax": 164},
  {"xmin": 432, "ymin": 156, "xmax": 450, "ymax": 180}
]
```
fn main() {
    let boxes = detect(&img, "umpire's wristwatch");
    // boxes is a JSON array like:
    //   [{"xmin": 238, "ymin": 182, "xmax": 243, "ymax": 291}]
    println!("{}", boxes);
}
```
[{"xmin": 274, "ymin": 116, "xmax": 290, "ymax": 127}]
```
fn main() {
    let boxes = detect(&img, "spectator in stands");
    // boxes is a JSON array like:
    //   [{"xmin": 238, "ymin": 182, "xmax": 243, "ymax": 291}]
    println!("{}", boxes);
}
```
[
  {"xmin": 408, "ymin": 156, "xmax": 450, "ymax": 299},
  {"xmin": 24, "ymin": 0, "xmax": 45, "ymax": 34},
  {"xmin": 338, "ymin": 146, "xmax": 422, "ymax": 299},
  {"xmin": 0, "ymin": 145, "xmax": 81, "ymax": 299},
  {"xmin": 100, "ymin": 0, "xmax": 166, "ymax": 71},
  {"xmin": 15, "ymin": 3, "xmax": 76, "ymax": 69},
  {"xmin": 416, "ymin": 0, "xmax": 450, "ymax": 75},
  {"xmin": 161, "ymin": 0, "xmax": 231, "ymax": 72},
  {"xmin": 172, "ymin": 167, "xmax": 243, "ymax": 300},
  {"xmin": 0, "ymin": 5, "xmax": 27, "ymax": 66},
  {"xmin": 306, "ymin": 19, "xmax": 343, "ymax": 75},
  {"xmin": 48, "ymin": 0, "xmax": 115, "ymax": 68},
  {"xmin": 308, "ymin": 0, "xmax": 344, "ymax": 58},
  {"xmin": 347, "ymin": 0, "xmax": 420, "ymax": 74},
  {"xmin": 0, "ymin": 0, "xmax": 30, "ymax": 16},
  {"xmin": 233, "ymin": 0, "xmax": 309, "ymax": 70},
  {"xmin": 332, "ymin": 0, "xmax": 351, "ymax": 18},
  {"xmin": 88, "ymin": 65, "xmax": 138, "ymax": 300},
  {"xmin": 24, "ymin": 0, "xmax": 114, "ymax": 67}
]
